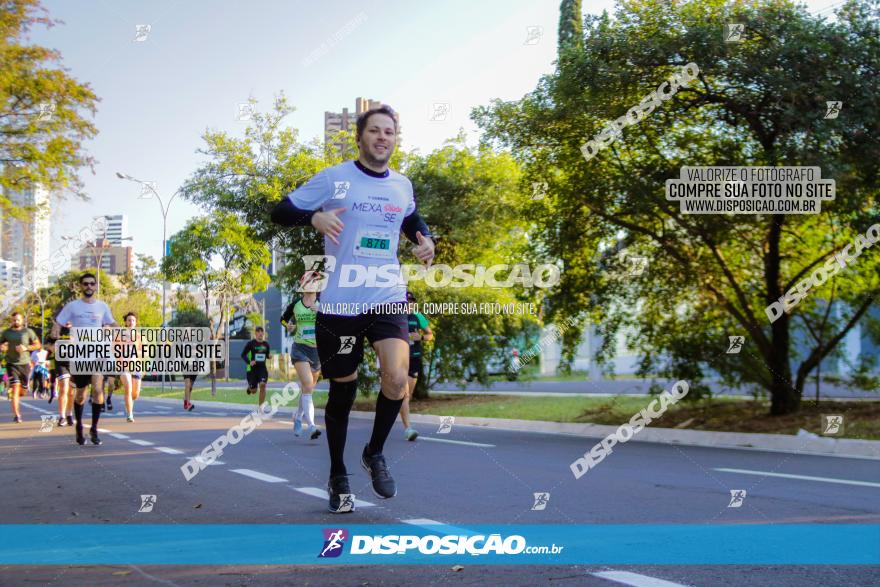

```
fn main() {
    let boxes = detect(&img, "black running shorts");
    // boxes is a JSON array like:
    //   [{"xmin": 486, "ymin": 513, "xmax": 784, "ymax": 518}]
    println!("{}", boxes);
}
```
[
  {"xmin": 7, "ymin": 363, "xmax": 29, "ymax": 386},
  {"xmin": 315, "ymin": 309, "xmax": 408, "ymax": 379},
  {"xmin": 246, "ymin": 364, "xmax": 269, "ymax": 388}
]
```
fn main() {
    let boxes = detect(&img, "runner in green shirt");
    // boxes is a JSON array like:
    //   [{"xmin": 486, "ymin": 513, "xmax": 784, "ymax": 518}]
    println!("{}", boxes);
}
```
[
  {"xmin": 0, "ymin": 312, "xmax": 42, "ymax": 423},
  {"xmin": 281, "ymin": 270, "xmax": 322, "ymax": 440}
]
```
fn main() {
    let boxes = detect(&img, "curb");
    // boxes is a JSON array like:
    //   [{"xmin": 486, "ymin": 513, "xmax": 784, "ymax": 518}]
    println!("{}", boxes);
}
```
[{"xmin": 139, "ymin": 397, "xmax": 880, "ymax": 460}]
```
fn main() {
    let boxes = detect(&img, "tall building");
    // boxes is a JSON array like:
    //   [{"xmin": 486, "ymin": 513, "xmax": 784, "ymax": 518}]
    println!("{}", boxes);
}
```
[
  {"xmin": 0, "ymin": 184, "xmax": 51, "ymax": 289},
  {"xmin": 324, "ymin": 97, "xmax": 399, "ymax": 157},
  {"xmin": 71, "ymin": 238, "xmax": 133, "ymax": 275},
  {"xmin": 95, "ymin": 214, "xmax": 128, "ymax": 246},
  {"xmin": 0, "ymin": 259, "xmax": 22, "ymax": 292}
]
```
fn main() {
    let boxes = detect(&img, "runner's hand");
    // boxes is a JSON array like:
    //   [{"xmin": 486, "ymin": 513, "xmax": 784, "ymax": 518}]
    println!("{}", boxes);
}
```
[
  {"xmin": 16, "ymin": 344, "xmax": 26, "ymax": 353},
  {"xmin": 412, "ymin": 231, "xmax": 435, "ymax": 267},
  {"xmin": 311, "ymin": 208, "xmax": 345, "ymax": 245},
  {"xmin": 250, "ymin": 360, "xmax": 255, "ymax": 366}
]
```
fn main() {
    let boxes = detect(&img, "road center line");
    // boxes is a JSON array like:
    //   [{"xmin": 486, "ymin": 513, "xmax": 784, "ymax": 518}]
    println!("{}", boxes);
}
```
[
  {"xmin": 230, "ymin": 469, "xmax": 288, "ymax": 483},
  {"xmin": 129, "ymin": 439, "xmax": 154, "ymax": 446},
  {"xmin": 714, "ymin": 467, "xmax": 880, "ymax": 488},
  {"xmin": 108, "ymin": 433, "xmax": 129, "ymax": 439},
  {"xmin": 592, "ymin": 570, "xmax": 689, "ymax": 587},
  {"xmin": 400, "ymin": 518, "xmax": 475, "ymax": 536},
  {"xmin": 154, "ymin": 447, "xmax": 184, "ymax": 455},
  {"xmin": 419, "ymin": 437, "xmax": 495, "ymax": 448}
]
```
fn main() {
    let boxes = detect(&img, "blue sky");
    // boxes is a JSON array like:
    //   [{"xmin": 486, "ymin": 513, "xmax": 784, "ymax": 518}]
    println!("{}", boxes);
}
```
[{"xmin": 35, "ymin": 0, "xmax": 841, "ymax": 266}]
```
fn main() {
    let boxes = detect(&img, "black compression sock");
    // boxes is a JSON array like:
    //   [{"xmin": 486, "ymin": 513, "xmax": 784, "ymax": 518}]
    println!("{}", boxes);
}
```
[
  {"xmin": 73, "ymin": 402, "xmax": 84, "ymax": 428},
  {"xmin": 325, "ymin": 380, "xmax": 358, "ymax": 477},
  {"xmin": 90, "ymin": 402, "xmax": 103, "ymax": 432},
  {"xmin": 367, "ymin": 392, "xmax": 404, "ymax": 456}
]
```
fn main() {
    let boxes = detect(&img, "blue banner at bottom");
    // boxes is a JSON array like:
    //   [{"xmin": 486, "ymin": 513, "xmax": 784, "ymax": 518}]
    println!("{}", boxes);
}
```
[{"xmin": 0, "ymin": 524, "xmax": 877, "ymax": 565}]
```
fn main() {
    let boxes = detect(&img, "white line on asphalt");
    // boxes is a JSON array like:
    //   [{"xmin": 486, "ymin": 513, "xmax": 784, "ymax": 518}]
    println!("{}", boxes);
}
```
[
  {"xmin": 129, "ymin": 439, "xmax": 154, "ymax": 446},
  {"xmin": 418, "ymin": 437, "xmax": 495, "ymax": 448},
  {"xmin": 154, "ymin": 447, "xmax": 184, "ymax": 455},
  {"xmin": 190, "ymin": 456, "xmax": 225, "ymax": 466},
  {"xmin": 714, "ymin": 467, "xmax": 880, "ymax": 488},
  {"xmin": 230, "ymin": 469, "xmax": 288, "ymax": 483},
  {"xmin": 592, "ymin": 570, "xmax": 689, "ymax": 587},
  {"xmin": 97, "ymin": 428, "xmax": 112, "ymax": 433},
  {"xmin": 203, "ymin": 412, "xmax": 228, "ymax": 416},
  {"xmin": 109, "ymin": 433, "xmax": 130, "ymax": 440},
  {"xmin": 18, "ymin": 403, "xmax": 53, "ymax": 414},
  {"xmin": 401, "ymin": 518, "xmax": 476, "ymax": 536},
  {"xmin": 290, "ymin": 486, "xmax": 376, "ymax": 508}
]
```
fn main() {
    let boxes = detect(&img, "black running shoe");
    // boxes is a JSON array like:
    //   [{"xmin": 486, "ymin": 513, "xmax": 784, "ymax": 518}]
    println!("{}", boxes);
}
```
[
  {"xmin": 106, "ymin": 398, "xmax": 113, "ymax": 411},
  {"xmin": 90, "ymin": 430, "xmax": 102, "ymax": 445},
  {"xmin": 57, "ymin": 416, "xmax": 67, "ymax": 427},
  {"xmin": 75, "ymin": 427, "xmax": 85, "ymax": 445},
  {"xmin": 66, "ymin": 415, "xmax": 73, "ymax": 426},
  {"xmin": 327, "ymin": 474, "xmax": 355, "ymax": 514},
  {"xmin": 361, "ymin": 446, "xmax": 397, "ymax": 499}
]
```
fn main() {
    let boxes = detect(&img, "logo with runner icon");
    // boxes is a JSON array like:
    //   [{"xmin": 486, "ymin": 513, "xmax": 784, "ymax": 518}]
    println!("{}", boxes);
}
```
[
  {"xmin": 437, "ymin": 416, "xmax": 454, "ymax": 434},
  {"xmin": 138, "ymin": 494, "xmax": 157, "ymax": 513},
  {"xmin": 531, "ymin": 492, "xmax": 550, "ymax": 510},
  {"xmin": 332, "ymin": 181, "xmax": 351, "ymax": 199},
  {"xmin": 319, "ymin": 528, "xmax": 349, "ymax": 558},
  {"xmin": 727, "ymin": 489, "xmax": 746, "ymax": 508},
  {"xmin": 821, "ymin": 414, "xmax": 844, "ymax": 436},
  {"xmin": 338, "ymin": 336, "xmax": 356, "ymax": 355},
  {"xmin": 39, "ymin": 415, "xmax": 55, "ymax": 432}
]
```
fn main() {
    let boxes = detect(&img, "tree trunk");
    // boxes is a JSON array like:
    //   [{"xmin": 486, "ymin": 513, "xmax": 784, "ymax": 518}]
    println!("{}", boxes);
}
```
[{"xmin": 765, "ymin": 213, "xmax": 800, "ymax": 416}]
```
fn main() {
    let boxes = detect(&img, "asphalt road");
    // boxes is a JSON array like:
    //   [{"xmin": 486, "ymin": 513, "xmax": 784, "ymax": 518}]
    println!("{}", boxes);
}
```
[{"xmin": 1, "ymin": 395, "xmax": 878, "ymax": 586}]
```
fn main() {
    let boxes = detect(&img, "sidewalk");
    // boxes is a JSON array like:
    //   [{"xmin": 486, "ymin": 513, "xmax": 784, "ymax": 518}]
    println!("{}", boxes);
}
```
[{"xmin": 139, "ymin": 397, "xmax": 880, "ymax": 460}]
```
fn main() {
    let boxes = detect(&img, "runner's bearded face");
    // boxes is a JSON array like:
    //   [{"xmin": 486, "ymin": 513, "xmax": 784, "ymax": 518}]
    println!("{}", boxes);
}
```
[
  {"xmin": 357, "ymin": 113, "xmax": 396, "ymax": 167},
  {"xmin": 10, "ymin": 315, "xmax": 22, "ymax": 329},
  {"xmin": 81, "ymin": 279, "xmax": 97, "ymax": 298}
]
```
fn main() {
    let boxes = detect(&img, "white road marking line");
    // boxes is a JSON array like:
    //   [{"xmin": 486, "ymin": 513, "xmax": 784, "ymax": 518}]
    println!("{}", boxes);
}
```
[
  {"xmin": 97, "ymin": 428, "xmax": 112, "ymax": 433},
  {"xmin": 203, "ymin": 412, "xmax": 228, "ymax": 416},
  {"xmin": 291, "ymin": 487, "xmax": 376, "ymax": 508},
  {"xmin": 714, "ymin": 467, "xmax": 880, "ymax": 489},
  {"xmin": 592, "ymin": 571, "xmax": 689, "ymax": 587},
  {"xmin": 401, "ymin": 518, "xmax": 476, "ymax": 536},
  {"xmin": 19, "ymin": 403, "xmax": 54, "ymax": 414},
  {"xmin": 129, "ymin": 439, "xmax": 154, "ymax": 446},
  {"xmin": 419, "ymin": 437, "xmax": 495, "ymax": 448},
  {"xmin": 190, "ymin": 456, "xmax": 225, "ymax": 466},
  {"xmin": 109, "ymin": 433, "xmax": 130, "ymax": 440},
  {"xmin": 154, "ymin": 447, "xmax": 184, "ymax": 455},
  {"xmin": 230, "ymin": 469, "xmax": 288, "ymax": 483}
]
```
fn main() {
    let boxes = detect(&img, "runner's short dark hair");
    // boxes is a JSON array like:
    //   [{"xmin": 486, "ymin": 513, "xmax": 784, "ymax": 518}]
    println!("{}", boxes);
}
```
[
  {"xmin": 80, "ymin": 272, "xmax": 97, "ymax": 284},
  {"xmin": 356, "ymin": 105, "xmax": 398, "ymax": 140},
  {"xmin": 124, "ymin": 312, "xmax": 137, "ymax": 321},
  {"xmin": 255, "ymin": 326, "xmax": 264, "ymax": 332},
  {"xmin": 10, "ymin": 311, "xmax": 22, "ymax": 318}
]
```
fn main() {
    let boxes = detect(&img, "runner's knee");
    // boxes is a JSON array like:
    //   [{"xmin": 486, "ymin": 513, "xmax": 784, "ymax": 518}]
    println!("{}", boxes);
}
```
[
  {"xmin": 382, "ymin": 372, "xmax": 408, "ymax": 401},
  {"xmin": 326, "ymin": 379, "xmax": 357, "ymax": 417}
]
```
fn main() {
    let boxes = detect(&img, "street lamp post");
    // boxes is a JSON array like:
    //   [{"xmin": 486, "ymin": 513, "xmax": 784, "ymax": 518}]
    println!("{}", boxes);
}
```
[{"xmin": 115, "ymin": 173, "xmax": 179, "ymax": 328}]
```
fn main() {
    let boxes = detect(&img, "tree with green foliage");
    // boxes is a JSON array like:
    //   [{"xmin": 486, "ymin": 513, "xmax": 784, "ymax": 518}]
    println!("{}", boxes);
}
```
[
  {"xmin": 0, "ymin": 0, "xmax": 98, "ymax": 218},
  {"xmin": 405, "ymin": 136, "xmax": 545, "ymax": 397},
  {"xmin": 168, "ymin": 308, "xmax": 210, "ymax": 328},
  {"xmin": 180, "ymin": 94, "xmax": 408, "ymax": 293},
  {"xmin": 109, "ymin": 290, "xmax": 162, "ymax": 327},
  {"xmin": 558, "ymin": 0, "xmax": 583, "ymax": 53},
  {"xmin": 475, "ymin": 0, "xmax": 880, "ymax": 415},
  {"xmin": 162, "ymin": 213, "xmax": 271, "ymax": 395}
]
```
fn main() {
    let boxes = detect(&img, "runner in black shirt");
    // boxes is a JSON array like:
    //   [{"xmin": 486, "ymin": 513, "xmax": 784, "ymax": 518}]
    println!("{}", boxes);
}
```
[{"xmin": 241, "ymin": 327, "xmax": 271, "ymax": 407}]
